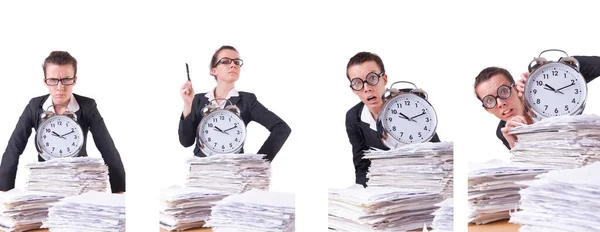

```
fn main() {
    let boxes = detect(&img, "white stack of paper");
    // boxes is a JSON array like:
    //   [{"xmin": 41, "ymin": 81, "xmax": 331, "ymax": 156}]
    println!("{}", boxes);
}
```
[
  {"xmin": 159, "ymin": 186, "xmax": 229, "ymax": 231},
  {"xmin": 509, "ymin": 115, "xmax": 600, "ymax": 169},
  {"xmin": 431, "ymin": 198, "xmax": 453, "ymax": 232},
  {"xmin": 25, "ymin": 157, "xmax": 109, "ymax": 197},
  {"xmin": 0, "ymin": 189, "xmax": 61, "ymax": 232},
  {"xmin": 42, "ymin": 191, "xmax": 125, "ymax": 231},
  {"xmin": 363, "ymin": 142, "xmax": 454, "ymax": 199},
  {"xmin": 328, "ymin": 186, "xmax": 441, "ymax": 231},
  {"xmin": 510, "ymin": 162, "xmax": 600, "ymax": 231},
  {"xmin": 186, "ymin": 154, "xmax": 271, "ymax": 194},
  {"xmin": 468, "ymin": 159, "xmax": 552, "ymax": 225},
  {"xmin": 205, "ymin": 189, "xmax": 295, "ymax": 232}
]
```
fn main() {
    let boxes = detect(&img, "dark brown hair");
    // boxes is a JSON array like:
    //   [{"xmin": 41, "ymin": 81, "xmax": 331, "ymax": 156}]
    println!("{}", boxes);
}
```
[
  {"xmin": 474, "ymin": 67, "xmax": 515, "ymax": 99},
  {"xmin": 42, "ymin": 51, "xmax": 77, "ymax": 78},
  {"xmin": 346, "ymin": 52, "xmax": 385, "ymax": 79}
]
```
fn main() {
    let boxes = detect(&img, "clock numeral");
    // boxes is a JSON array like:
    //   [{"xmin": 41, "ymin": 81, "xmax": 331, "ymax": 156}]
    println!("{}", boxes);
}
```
[
  {"xmin": 66, "ymin": 123, "xmax": 69, "ymax": 127},
  {"xmin": 552, "ymin": 71, "xmax": 558, "ymax": 76},
  {"xmin": 46, "ymin": 129, "xmax": 51, "ymax": 133},
  {"xmin": 52, "ymin": 147, "xmax": 55, "ymax": 151},
  {"xmin": 45, "ymin": 142, "xmax": 49, "ymax": 146},
  {"xmin": 72, "ymin": 142, "xmax": 75, "ymax": 146},
  {"xmin": 237, "ymin": 130, "xmax": 241, "ymax": 135},
  {"xmin": 554, "ymin": 108, "xmax": 559, "ymax": 114},
  {"xmin": 57, "ymin": 121, "xmax": 62, "ymax": 126},
  {"xmin": 59, "ymin": 150, "xmax": 63, "ymax": 154},
  {"xmin": 392, "ymin": 126, "xmax": 396, "ymax": 131},
  {"xmin": 71, "ymin": 128, "xmax": 75, "ymax": 132},
  {"xmin": 424, "ymin": 126, "xmax": 428, "ymax": 131},
  {"xmin": 543, "ymin": 74, "xmax": 549, "ymax": 79},
  {"xmin": 229, "ymin": 118, "xmax": 231, "ymax": 122},
  {"xmin": 391, "ymin": 109, "xmax": 397, "ymax": 114},
  {"xmin": 396, "ymin": 103, "xmax": 401, "ymax": 108},
  {"xmin": 220, "ymin": 116, "xmax": 225, "ymax": 120},
  {"xmin": 536, "ymin": 81, "xmax": 543, "ymax": 86},
  {"xmin": 415, "ymin": 103, "xmax": 418, "ymax": 108},
  {"xmin": 205, "ymin": 130, "xmax": 209, "ymax": 134},
  {"xmin": 235, "ymin": 138, "xmax": 238, "ymax": 142},
  {"xmin": 536, "ymin": 99, "xmax": 541, "ymax": 104},
  {"xmin": 400, "ymin": 132, "xmax": 404, "ymax": 137},
  {"xmin": 422, "ymin": 109, "xmax": 425, "ymax": 114},
  {"xmin": 229, "ymin": 143, "xmax": 233, "ymax": 148},
  {"xmin": 213, "ymin": 118, "xmax": 217, "ymax": 122},
  {"xmin": 533, "ymin": 89, "xmax": 537, "ymax": 94},
  {"xmin": 214, "ymin": 142, "xmax": 217, "ymax": 147},
  {"xmin": 418, "ymin": 132, "xmax": 422, "ymax": 138},
  {"xmin": 404, "ymin": 101, "xmax": 410, "ymax": 106},
  {"xmin": 388, "ymin": 117, "xmax": 392, "ymax": 122},
  {"xmin": 409, "ymin": 135, "xmax": 413, "ymax": 140},
  {"xmin": 74, "ymin": 135, "xmax": 78, "ymax": 139},
  {"xmin": 208, "ymin": 123, "xmax": 214, "ymax": 127},
  {"xmin": 565, "ymin": 105, "xmax": 569, "ymax": 111},
  {"xmin": 51, "ymin": 124, "xmax": 55, "ymax": 128},
  {"xmin": 572, "ymin": 98, "xmax": 576, "ymax": 104},
  {"xmin": 564, "ymin": 73, "xmax": 567, "ymax": 78},
  {"xmin": 221, "ymin": 145, "xmax": 225, "ymax": 149},
  {"xmin": 67, "ymin": 148, "xmax": 70, "ymax": 152},
  {"xmin": 544, "ymin": 105, "xmax": 548, "ymax": 111},
  {"xmin": 575, "ymin": 89, "xmax": 579, "ymax": 94},
  {"xmin": 43, "ymin": 135, "xmax": 47, "ymax": 139},
  {"xmin": 234, "ymin": 123, "xmax": 238, "ymax": 127},
  {"xmin": 426, "ymin": 117, "xmax": 430, "ymax": 122},
  {"xmin": 208, "ymin": 137, "xmax": 212, "ymax": 142},
  {"xmin": 571, "ymin": 79, "xmax": 575, "ymax": 85}
]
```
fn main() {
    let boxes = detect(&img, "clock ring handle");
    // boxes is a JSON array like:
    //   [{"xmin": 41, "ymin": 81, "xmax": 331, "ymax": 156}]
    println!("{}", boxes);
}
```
[
  {"xmin": 43, "ymin": 104, "xmax": 77, "ymax": 121},
  {"xmin": 389, "ymin": 81, "xmax": 428, "ymax": 100},
  {"xmin": 209, "ymin": 98, "xmax": 234, "ymax": 109},
  {"xmin": 538, "ymin": 49, "xmax": 569, "ymax": 58}
]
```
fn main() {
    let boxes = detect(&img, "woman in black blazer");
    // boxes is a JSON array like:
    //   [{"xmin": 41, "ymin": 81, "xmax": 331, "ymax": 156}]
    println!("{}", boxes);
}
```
[
  {"xmin": 179, "ymin": 45, "xmax": 291, "ymax": 162},
  {"xmin": 0, "ymin": 51, "xmax": 126, "ymax": 193}
]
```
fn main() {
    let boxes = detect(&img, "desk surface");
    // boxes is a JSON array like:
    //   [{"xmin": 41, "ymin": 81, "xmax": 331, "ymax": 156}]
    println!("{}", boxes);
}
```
[
  {"xmin": 468, "ymin": 220, "xmax": 520, "ymax": 232},
  {"xmin": 160, "ymin": 227, "xmax": 212, "ymax": 232}
]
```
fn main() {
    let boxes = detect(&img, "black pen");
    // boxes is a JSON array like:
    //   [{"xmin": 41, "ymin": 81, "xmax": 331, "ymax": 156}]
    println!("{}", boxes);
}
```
[{"xmin": 186, "ymin": 63, "xmax": 190, "ymax": 81}]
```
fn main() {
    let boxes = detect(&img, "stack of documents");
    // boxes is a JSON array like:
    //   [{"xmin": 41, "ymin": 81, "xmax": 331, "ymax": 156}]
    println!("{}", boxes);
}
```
[
  {"xmin": 159, "ymin": 186, "xmax": 228, "ymax": 231},
  {"xmin": 206, "ymin": 189, "xmax": 295, "ymax": 231},
  {"xmin": 431, "ymin": 198, "xmax": 453, "ymax": 232},
  {"xmin": 0, "ymin": 189, "xmax": 61, "ymax": 232},
  {"xmin": 468, "ymin": 159, "xmax": 552, "ymax": 224},
  {"xmin": 42, "ymin": 191, "xmax": 125, "ymax": 231},
  {"xmin": 363, "ymin": 142, "xmax": 454, "ymax": 198},
  {"xmin": 510, "ymin": 162, "xmax": 600, "ymax": 231},
  {"xmin": 25, "ymin": 157, "xmax": 109, "ymax": 196},
  {"xmin": 509, "ymin": 115, "xmax": 600, "ymax": 169},
  {"xmin": 186, "ymin": 154, "xmax": 271, "ymax": 194},
  {"xmin": 328, "ymin": 186, "xmax": 441, "ymax": 231}
]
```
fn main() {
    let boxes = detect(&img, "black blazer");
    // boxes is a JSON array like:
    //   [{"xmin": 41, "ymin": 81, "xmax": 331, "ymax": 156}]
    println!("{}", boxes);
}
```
[
  {"xmin": 345, "ymin": 102, "xmax": 441, "ymax": 186},
  {"xmin": 497, "ymin": 55, "xmax": 600, "ymax": 150},
  {"xmin": 0, "ymin": 94, "xmax": 126, "ymax": 193},
  {"xmin": 178, "ymin": 91, "xmax": 291, "ymax": 162}
]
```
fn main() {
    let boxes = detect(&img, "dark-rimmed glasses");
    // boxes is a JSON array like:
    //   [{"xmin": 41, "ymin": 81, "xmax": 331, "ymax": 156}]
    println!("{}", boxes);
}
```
[
  {"xmin": 45, "ymin": 78, "xmax": 76, "ymax": 86},
  {"xmin": 215, "ymin": 57, "xmax": 244, "ymax": 67},
  {"xmin": 349, "ymin": 71, "xmax": 384, "ymax": 91},
  {"xmin": 481, "ymin": 84, "xmax": 514, "ymax": 109}
]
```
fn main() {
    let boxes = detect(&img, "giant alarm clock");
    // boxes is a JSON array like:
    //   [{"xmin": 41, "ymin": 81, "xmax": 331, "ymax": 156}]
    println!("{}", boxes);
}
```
[
  {"xmin": 36, "ymin": 105, "xmax": 84, "ymax": 160},
  {"xmin": 196, "ymin": 99, "xmax": 247, "ymax": 155}
]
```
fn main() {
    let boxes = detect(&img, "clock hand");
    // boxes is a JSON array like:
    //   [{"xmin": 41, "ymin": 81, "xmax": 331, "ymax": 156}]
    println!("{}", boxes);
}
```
[
  {"xmin": 51, "ymin": 131, "xmax": 62, "ymax": 138},
  {"xmin": 543, "ymin": 86, "xmax": 564, "ymax": 94},
  {"xmin": 223, "ymin": 125, "xmax": 238, "ymax": 132},
  {"xmin": 60, "ymin": 131, "xmax": 76, "ymax": 139},
  {"xmin": 398, "ymin": 113, "xmax": 413, "ymax": 121},
  {"xmin": 410, "ymin": 112, "xmax": 426, "ymax": 120},
  {"xmin": 214, "ymin": 126, "xmax": 229, "ymax": 135},
  {"xmin": 556, "ymin": 82, "xmax": 575, "ymax": 92}
]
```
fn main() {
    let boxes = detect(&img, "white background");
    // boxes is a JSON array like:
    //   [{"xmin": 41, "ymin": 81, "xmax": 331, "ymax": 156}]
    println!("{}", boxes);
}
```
[{"xmin": 1, "ymin": 1, "xmax": 599, "ymax": 231}]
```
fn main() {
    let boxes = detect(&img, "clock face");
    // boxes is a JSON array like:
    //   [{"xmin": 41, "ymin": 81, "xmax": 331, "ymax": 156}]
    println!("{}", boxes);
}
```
[
  {"xmin": 381, "ymin": 94, "xmax": 437, "ymax": 144},
  {"xmin": 198, "ymin": 110, "xmax": 246, "ymax": 154},
  {"xmin": 36, "ymin": 116, "xmax": 83, "ymax": 159},
  {"xmin": 526, "ymin": 63, "xmax": 587, "ymax": 118}
]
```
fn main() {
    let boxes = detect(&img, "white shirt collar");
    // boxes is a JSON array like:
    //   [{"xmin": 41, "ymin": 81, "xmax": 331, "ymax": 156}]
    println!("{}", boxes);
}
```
[
  {"xmin": 360, "ymin": 104, "xmax": 378, "ymax": 131},
  {"xmin": 42, "ymin": 94, "xmax": 80, "ymax": 113},
  {"xmin": 205, "ymin": 88, "xmax": 239, "ymax": 107}
]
